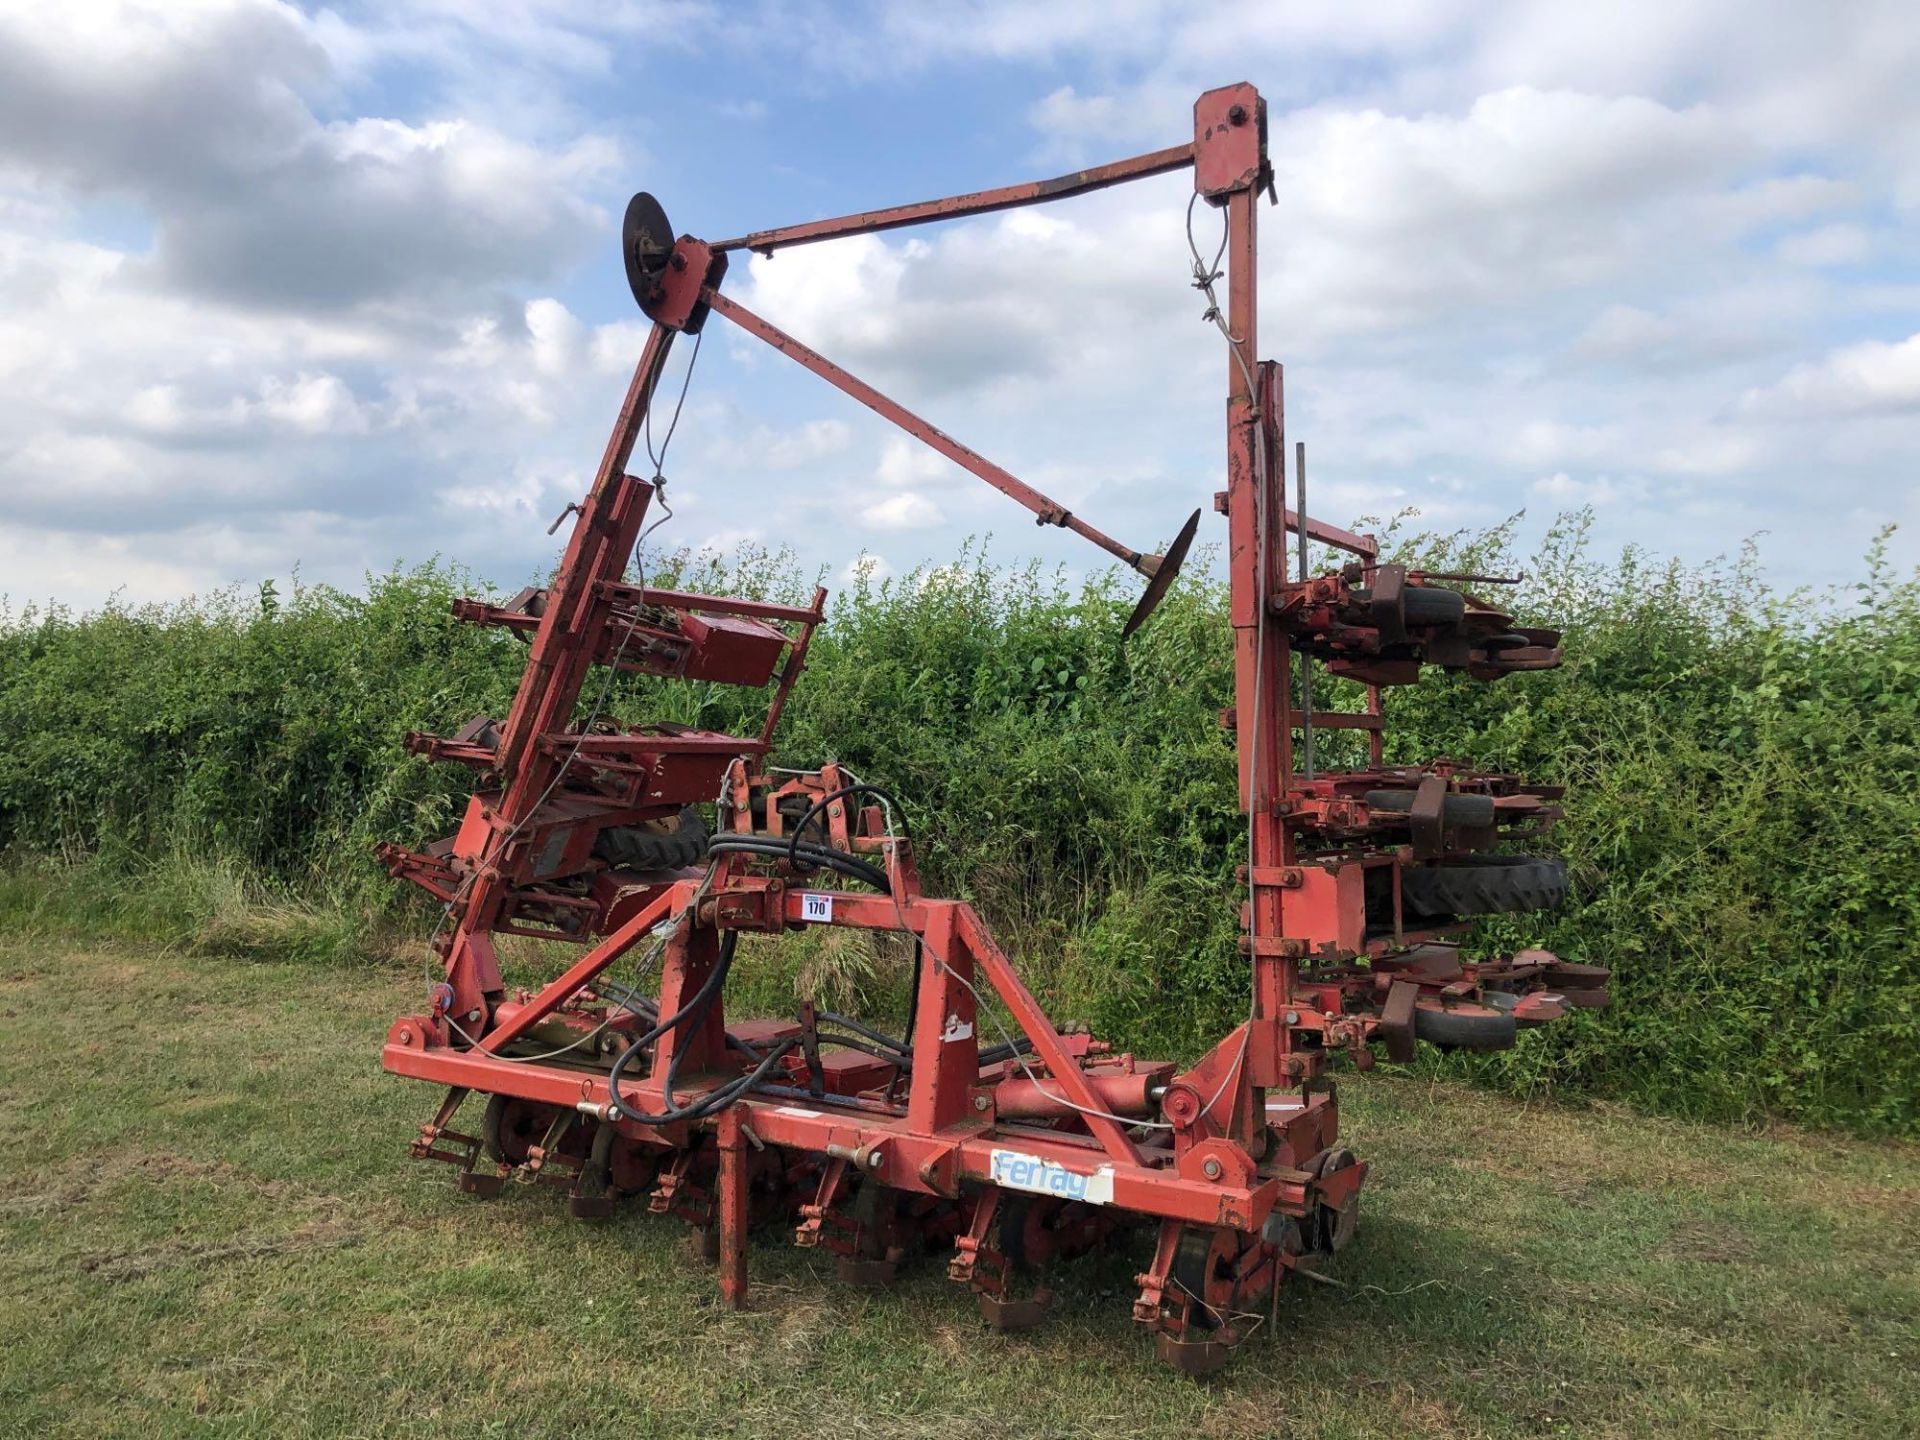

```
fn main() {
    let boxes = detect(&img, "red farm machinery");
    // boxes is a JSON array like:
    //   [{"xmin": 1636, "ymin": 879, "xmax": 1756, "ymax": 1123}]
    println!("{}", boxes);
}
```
[{"xmin": 378, "ymin": 82, "xmax": 1605, "ymax": 1374}]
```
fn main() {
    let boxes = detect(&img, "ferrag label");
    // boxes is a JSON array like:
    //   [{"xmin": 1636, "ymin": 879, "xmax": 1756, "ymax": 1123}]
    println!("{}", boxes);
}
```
[
  {"xmin": 988, "ymin": 1148, "xmax": 1115, "ymax": 1205},
  {"xmin": 800, "ymin": 892, "xmax": 833, "ymax": 923}
]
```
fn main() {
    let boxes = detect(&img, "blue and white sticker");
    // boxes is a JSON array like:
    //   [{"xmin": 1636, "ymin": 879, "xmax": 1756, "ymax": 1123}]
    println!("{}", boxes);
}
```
[
  {"xmin": 989, "ymin": 1148, "xmax": 1115, "ymax": 1205},
  {"xmin": 800, "ymin": 892, "xmax": 834, "ymax": 923}
]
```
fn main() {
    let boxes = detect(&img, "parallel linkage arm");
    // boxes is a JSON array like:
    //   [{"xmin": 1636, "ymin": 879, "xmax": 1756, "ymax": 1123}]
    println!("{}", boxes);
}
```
[
  {"xmin": 712, "ymin": 143, "xmax": 1196, "ymax": 255},
  {"xmin": 684, "ymin": 136, "xmax": 1225, "ymax": 582}
]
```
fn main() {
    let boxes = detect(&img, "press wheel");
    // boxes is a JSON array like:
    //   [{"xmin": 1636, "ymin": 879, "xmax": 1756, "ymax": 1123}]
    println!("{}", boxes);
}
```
[
  {"xmin": 1168, "ymin": 1226, "xmax": 1277, "ymax": 1333},
  {"xmin": 481, "ymin": 1094, "xmax": 565, "ymax": 1166}
]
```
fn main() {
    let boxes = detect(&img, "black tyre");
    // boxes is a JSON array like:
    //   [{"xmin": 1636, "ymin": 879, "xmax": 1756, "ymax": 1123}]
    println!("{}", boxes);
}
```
[
  {"xmin": 1401, "ymin": 584, "xmax": 1466, "ymax": 626},
  {"xmin": 592, "ymin": 806, "xmax": 710, "ymax": 871},
  {"xmin": 1413, "ymin": 1003, "xmax": 1517, "ymax": 1051},
  {"xmin": 1400, "ymin": 854, "xmax": 1566, "ymax": 918},
  {"xmin": 1362, "ymin": 789, "xmax": 1497, "ymax": 828}
]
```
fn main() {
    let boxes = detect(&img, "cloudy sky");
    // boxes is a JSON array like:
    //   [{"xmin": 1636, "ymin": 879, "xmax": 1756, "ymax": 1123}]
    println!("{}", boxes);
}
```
[{"xmin": 1, "ymin": 1, "xmax": 1916, "ymax": 612}]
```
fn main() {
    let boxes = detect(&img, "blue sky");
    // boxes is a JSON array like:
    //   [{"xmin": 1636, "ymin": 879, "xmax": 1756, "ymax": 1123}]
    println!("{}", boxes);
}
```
[{"xmin": 1, "ymin": 1, "xmax": 1917, "ymax": 610}]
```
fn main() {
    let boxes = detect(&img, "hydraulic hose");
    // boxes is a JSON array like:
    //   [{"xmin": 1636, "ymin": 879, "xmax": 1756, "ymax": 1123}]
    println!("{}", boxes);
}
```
[
  {"xmin": 601, "ymin": 792, "xmax": 933, "ymax": 1123},
  {"xmin": 705, "ymin": 835, "xmax": 890, "ymax": 892},
  {"xmin": 605, "ymin": 929, "xmax": 740, "ymax": 1119},
  {"xmin": 785, "ymin": 784, "xmax": 911, "ymax": 873}
]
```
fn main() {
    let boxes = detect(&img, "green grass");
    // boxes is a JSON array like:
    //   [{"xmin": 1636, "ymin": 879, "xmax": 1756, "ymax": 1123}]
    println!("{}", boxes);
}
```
[{"xmin": 2, "ymin": 938, "xmax": 1915, "ymax": 1438}]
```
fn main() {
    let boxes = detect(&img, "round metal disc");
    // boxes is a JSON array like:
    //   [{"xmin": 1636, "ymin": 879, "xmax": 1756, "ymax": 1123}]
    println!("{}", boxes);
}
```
[
  {"xmin": 622, "ymin": 191, "xmax": 676, "ymax": 309},
  {"xmin": 1122, "ymin": 507, "xmax": 1202, "ymax": 639}
]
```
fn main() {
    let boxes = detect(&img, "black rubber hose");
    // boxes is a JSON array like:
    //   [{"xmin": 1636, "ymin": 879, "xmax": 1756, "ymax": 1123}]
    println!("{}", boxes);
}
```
[
  {"xmin": 819, "ymin": 1011, "xmax": 912, "ymax": 1056},
  {"xmin": 785, "ymin": 784, "xmax": 911, "ymax": 874},
  {"xmin": 606, "ymin": 789, "xmax": 914, "ymax": 1124},
  {"xmin": 812, "ymin": 1033, "xmax": 914, "ymax": 1070},
  {"xmin": 610, "ymin": 927, "xmax": 812, "ymax": 1126},
  {"xmin": 899, "ymin": 938, "xmax": 924, "ymax": 1065},
  {"xmin": 605, "ymin": 929, "xmax": 739, "ymax": 1119},
  {"xmin": 749, "ymin": 1081, "xmax": 898, "ymax": 1114},
  {"xmin": 652, "ymin": 1037, "xmax": 800, "ymax": 1124},
  {"xmin": 783, "ymin": 786, "xmax": 922, "ymax": 1062},
  {"xmin": 705, "ymin": 835, "xmax": 891, "ymax": 892}
]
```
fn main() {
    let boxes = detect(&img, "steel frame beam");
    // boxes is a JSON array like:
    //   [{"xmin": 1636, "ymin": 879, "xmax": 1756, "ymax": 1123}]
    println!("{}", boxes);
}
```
[{"xmin": 711, "ymin": 143, "xmax": 1196, "ymax": 254}]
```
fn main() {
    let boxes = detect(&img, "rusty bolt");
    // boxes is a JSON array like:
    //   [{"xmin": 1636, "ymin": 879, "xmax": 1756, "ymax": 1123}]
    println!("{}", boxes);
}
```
[
  {"xmin": 1202, "ymin": 1157, "xmax": 1223, "ymax": 1179},
  {"xmin": 397, "ymin": 1027, "xmax": 413, "ymax": 1044},
  {"xmin": 466, "ymin": 1008, "xmax": 483, "ymax": 1022},
  {"xmin": 973, "ymin": 1094, "xmax": 990, "ymax": 1113},
  {"xmin": 670, "ymin": 252, "xmax": 688, "ymax": 271},
  {"xmin": 1228, "ymin": 104, "xmax": 1248, "ymax": 124},
  {"xmin": 1285, "ymin": 1010, "xmax": 1301, "ymax": 1026}
]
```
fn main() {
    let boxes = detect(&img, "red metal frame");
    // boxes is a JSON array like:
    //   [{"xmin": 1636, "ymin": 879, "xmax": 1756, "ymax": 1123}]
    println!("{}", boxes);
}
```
[{"xmin": 381, "ymin": 82, "xmax": 1599, "ymax": 1373}]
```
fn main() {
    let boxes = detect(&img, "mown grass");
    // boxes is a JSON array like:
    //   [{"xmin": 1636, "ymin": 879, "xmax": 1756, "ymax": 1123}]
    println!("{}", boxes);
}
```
[{"xmin": 2, "ymin": 936, "xmax": 1914, "ymax": 1439}]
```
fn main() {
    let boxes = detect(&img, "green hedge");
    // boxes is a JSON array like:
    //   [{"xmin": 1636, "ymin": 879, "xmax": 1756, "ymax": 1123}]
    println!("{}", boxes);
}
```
[{"xmin": 3, "ymin": 515, "xmax": 1915, "ymax": 1134}]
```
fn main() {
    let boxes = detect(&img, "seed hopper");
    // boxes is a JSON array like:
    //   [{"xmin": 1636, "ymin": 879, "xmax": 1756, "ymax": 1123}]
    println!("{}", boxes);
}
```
[{"xmin": 379, "ymin": 82, "xmax": 1604, "ymax": 1373}]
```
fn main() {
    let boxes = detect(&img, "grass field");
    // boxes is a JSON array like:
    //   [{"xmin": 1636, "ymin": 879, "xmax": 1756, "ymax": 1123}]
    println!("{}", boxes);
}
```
[{"xmin": 1, "ymin": 938, "xmax": 1916, "ymax": 1439}]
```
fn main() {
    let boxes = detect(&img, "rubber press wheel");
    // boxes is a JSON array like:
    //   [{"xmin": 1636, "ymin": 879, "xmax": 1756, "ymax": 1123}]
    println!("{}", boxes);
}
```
[
  {"xmin": 1168, "ymin": 1227, "xmax": 1277, "ymax": 1332},
  {"xmin": 852, "ymin": 1181, "xmax": 908, "ymax": 1265},
  {"xmin": 592, "ymin": 806, "xmax": 710, "ymax": 872},
  {"xmin": 994, "ymin": 1193, "xmax": 1108, "ymax": 1275},
  {"xmin": 482, "ymin": 1094, "xmax": 564, "ymax": 1166},
  {"xmin": 994, "ymin": 1193, "xmax": 1058, "ymax": 1275},
  {"xmin": 1400, "ymin": 854, "xmax": 1567, "ymax": 918}
]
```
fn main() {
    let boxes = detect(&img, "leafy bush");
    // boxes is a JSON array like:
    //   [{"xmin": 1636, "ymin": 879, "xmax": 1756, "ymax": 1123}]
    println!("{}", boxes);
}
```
[{"xmin": 2, "ymin": 515, "xmax": 1914, "ymax": 1134}]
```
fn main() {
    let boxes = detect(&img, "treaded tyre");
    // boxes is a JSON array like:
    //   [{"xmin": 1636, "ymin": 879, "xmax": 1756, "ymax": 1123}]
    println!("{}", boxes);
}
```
[
  {"xmin": 1413, "ymin": 1004, "xmax": 1517, "ymax": 1052},
  {"xmin": 592, "ymin": 806, "xmax": 710, "ymax": 871},
  {"xmin": 1400, "ymin": 854, "xmax": 1567, "ymax": 918},
  {"xmin": 1401, "ymin": 583, "xmax": 1466, "ymax": 626}
]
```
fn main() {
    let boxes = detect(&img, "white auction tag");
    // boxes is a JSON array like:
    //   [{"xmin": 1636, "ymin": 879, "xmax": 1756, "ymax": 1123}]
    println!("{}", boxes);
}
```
[{"xmin": 800, "ymin": 892, "xmax": 834, "ymax": 923}]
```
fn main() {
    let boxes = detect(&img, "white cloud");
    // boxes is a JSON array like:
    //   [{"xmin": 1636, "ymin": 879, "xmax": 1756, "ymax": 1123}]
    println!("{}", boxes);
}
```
[
  {"xmin": 1740, "ymin": 333, "xmax": 1920, "ymax": 419},
  {"xmin": 256, "ymin": 373, "xmax": 370, "ymax": 435},
  {"xmin": 1530, "ymin": 471, "xmax": 1645, "ymax": 506},
  {"xmin": 695, "ymin": 525, "xmax": 765, "ymax": 556},
  {"xmin": 764, "ymin": 419, "xmax": 853, "ymax": 468},
  {"xmin": 1503, "ymin": 420, "xmax": 1619, "ymax": 468},
  {"xmin": 861, "ymin": 491, "xmax": 945, "ymax": 531},
  {"xmin": 875, "ymin": 435, "xmax": 955, "ymax": 487},
  {"xmin": 1575, "ymin": 305, "xmax": 1680, "ymax": 360},
  {"xmin": 2, "ymin": 0, "xmax": 1917, "ymax": 612},
  {"xmin": 1650, "ymin": 431, "xmax": 1760, "ymax": 476},
  {"xmin": 688, "ymin": 414, "xmax": 855, "ymax": 473},
  {"xmin": 841, "ymin": 552, "xmax": 892, "ymax": 583},
  {"xmin": 1774, "ymin": 223, "xmax": 1871, "ymax": 269},
  {"xmin": 526, "ymin": 298, "xmax": 584, "ymax": 376},
  {"xmin": 0, "ymin": 3, "xmax": 617, "ymax": 311}
]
